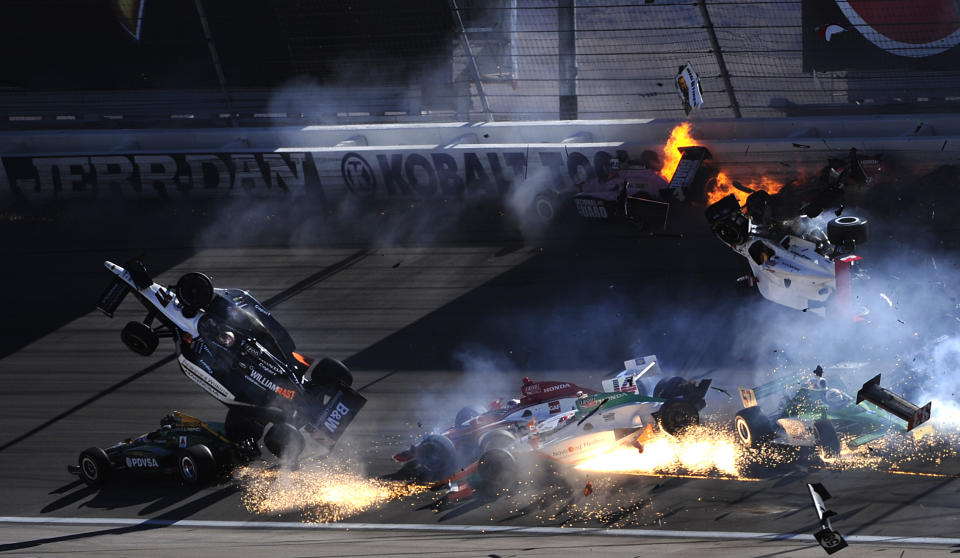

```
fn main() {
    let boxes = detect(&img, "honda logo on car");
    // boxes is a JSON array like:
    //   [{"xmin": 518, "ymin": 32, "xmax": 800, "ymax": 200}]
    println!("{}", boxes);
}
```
[
  {"xmin": 324, "ymin": 402, "xmax": 351, "ymax": 433},
  {"xmin": 126, "ymin": 456, "xmax": 159, "ymax": 468}
]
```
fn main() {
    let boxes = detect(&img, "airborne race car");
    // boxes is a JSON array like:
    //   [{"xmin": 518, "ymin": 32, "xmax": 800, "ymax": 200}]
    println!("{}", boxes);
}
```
[
  {"xmin": 705, "ymin": 149, "xmax": 871, "ymax": 317},
  {"xmin": 97, "ymin": 259, "xmax": 366, "ymax": 462},
  {"xmin": 69, "ymin": 412, "xmax": 259, "ymax": 487},
  {"xmin": 734, "ymin": 366, "xmax": 932, "ymax": 459}
]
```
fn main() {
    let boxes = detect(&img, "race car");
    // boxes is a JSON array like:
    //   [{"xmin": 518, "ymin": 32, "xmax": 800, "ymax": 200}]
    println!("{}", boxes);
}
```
[
  {"xmin": 96, "ymin": 258, "xmax": 366, "ymax": 462},
  {"xmin": 445, "ymin": 367, "xmax": 711, "ymax": 499},
  {"xmin": 733, "ymin": 366, "xmax": 932, "ymax": 458},
  {"xmin": 68, "ymin": 411, "xmax": 260, "ymax": 487},
  {"xmin": 705, "ymin": 150, "xmax": 871, "ymax": 317},
  {"xmin": 394, "ymin": 377, "xmax": 598, "ymax": 481}
]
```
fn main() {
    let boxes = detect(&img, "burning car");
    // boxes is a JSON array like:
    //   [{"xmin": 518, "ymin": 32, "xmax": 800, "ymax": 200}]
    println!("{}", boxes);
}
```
[
  {"xmin": 97, "ymin": 259, "xmax": 366, "ymax": 462},
  {"xmin": 734, "ymin": 366, "xmax": 932, "ymax": 458},
  {"xmin": 69, "ymin": 411, "xmax": 260, "ymax": 487},
  {"xmin": 705, "ymin": 150, "xmax": 872, "ymax": 317}
]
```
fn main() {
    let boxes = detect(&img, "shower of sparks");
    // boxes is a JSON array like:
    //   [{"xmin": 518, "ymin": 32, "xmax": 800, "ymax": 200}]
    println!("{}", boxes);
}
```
[{"xmin": 235, "ymin": 463, "xmax": 428, "ymax": 523}]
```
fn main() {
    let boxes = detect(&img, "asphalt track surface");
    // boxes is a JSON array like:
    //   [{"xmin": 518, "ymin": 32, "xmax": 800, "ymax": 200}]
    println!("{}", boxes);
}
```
[{"xmin": 1, "ymin": 194, "xmax": 960, "ymax": 556}]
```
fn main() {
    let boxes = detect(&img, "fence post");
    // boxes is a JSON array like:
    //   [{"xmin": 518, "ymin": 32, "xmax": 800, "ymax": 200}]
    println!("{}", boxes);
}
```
[{"xmin": 697, "ymin": 0, "xmax": 741, "ymax": 118}]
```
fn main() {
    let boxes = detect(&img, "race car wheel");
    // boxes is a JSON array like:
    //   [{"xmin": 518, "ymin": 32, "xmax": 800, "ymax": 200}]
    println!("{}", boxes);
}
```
[
  {"xmin": 224, "ymin": 407, "xmax": 266, "ymax": 442},
  {"xmin": 176, "ymin": 272, "xmax": 214, "ymax": 310},
  {"xmin": 78, "ymin": 447, "xmax": 112, "ymax": 487},
  {"xmin": 814, "ymin": 419, "xmax": 841, "ymax": 458},
  {"xmin": 658, "ymin": 400, "xmax": 699, "ymax": 436},
  {"xmin": 533, "ymin": 193, "xmax": 558, "ymax": 225},
  {"xmin": 308, "ymin": 357, "xmax": 353, "ymax": 388},
  {"xmin": 653, "ymin": 376, "xmax": 687, "ymax": 399},
  {"xmin": 454, "ymin": 405, "xmax": 485, "ymax": 427},
  {"xmin": 178, "ymin": 444, "xmax": 218, "ymax": 485},
  {"xmin": 121, "ymin": 321, "xmax": 159, "ymax": 356},
  {"xmin": 827, "ymin": 216, "xmax": 868, "ymax": 247},
  {"xmin": 263, "ymin": 422, "xmax": 305, "ymax": 467},
  {"xmin": 478, "ymin": 429, "xmax": 517, "ymax": 452},
  {"xmin": 733, "ymin": 407, "xmax": 775, "ymax": 448},
  {"xmin": 477, "ymin": 448, "xmax": 517, "ymax": 499},
  {"xmin": 414, "ymin": 434, "xmax": 458, "ymax": 481}
]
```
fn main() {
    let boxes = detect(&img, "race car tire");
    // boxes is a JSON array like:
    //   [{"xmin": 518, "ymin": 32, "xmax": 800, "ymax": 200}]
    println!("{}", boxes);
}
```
[
  {"xmin": 414, "ymin": 434, "xmax": 458, "ymax": 481},
  {"xmin": 653, "ymin": 376, "xmax": 687, "ymax": 399},
  {"xmin": 121, "ymin": 321, "xmax": 159, "ymax": 356},
  {"xmin": 308, "ymin": 357, "xmax": 354, "ymax": 388},
  {"xmin": 454, "ymin": 405, "xmax": 485, "ymax": 427},
  {"xmin": 178, "ymin": 444, "xmax": 218, "ymax": 485},
  {"xmin": 814, "ymin": 419, "xmax": 841, "ymax": 458},
  {"xmin": 78, "ymin": 447, "xmax": 112, "ymax": 487},
  {"xmin": 658, "ymin": 400, "xmax": 700, "ymax": 436},
  {"xmin": 733, "ymin": 407, "xmax": 775, "ymax": 448},
  {"xmin": 532, "ymin": 192, "xmax": 558, "ymax": 225},
  {"xmin": 263, "ymin": 423, "xmax": 305, "ymax": 466},
  {"xmin": 477, "ymin": 448, "xmax": 517, "ymax": 498},
  {"xmin": 176, "ymin": 272, "xmax": 215, "ymax": 310},
  {"xmin": 827, "ymin": 216, "xmax": 868, "ymax": 247},
  {"xmin": 478, "ymin": 429, "xmax": 517, "ymax": 452},
  {"xmin": 224, "ymin": 407, "xmax": 266, "ymax": 442}
]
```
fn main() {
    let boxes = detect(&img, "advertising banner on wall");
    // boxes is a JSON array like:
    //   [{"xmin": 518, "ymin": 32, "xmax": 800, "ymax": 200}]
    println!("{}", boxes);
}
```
[{"xmin": 802, "ymin": 0, "xmax": 960, "ymax": 71}]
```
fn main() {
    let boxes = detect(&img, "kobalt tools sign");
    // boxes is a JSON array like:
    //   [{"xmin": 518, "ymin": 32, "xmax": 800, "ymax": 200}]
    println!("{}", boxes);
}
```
[{"xmin": 1, "ymin": 146, "xmax": 632, "ymax": 202}]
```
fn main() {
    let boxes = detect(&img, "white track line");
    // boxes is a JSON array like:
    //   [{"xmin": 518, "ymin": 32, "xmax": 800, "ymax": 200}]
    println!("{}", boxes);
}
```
[{"xmin": 1, "ymin": 517, "xmax": 958, "ymax": 545}]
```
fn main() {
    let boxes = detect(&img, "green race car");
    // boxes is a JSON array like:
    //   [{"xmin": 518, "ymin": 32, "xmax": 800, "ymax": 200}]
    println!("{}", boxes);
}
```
[
  {"xmin": 68, "ymin": 411, "xmax": 260, "ymax": 487},
  {"xmin": 733, "ymin": 367, "xmax": 932, "ymax": 457}
]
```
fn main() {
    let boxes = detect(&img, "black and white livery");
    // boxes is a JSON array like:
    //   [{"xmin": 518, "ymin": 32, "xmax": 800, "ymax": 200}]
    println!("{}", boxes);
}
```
[{"xmin": 97, "ymin": 259, "xmax": 366, "ymax": 462}]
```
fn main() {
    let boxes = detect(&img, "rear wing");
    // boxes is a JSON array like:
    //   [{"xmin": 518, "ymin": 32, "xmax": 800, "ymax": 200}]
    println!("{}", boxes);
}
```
[
  {"xmin": 856, "ymin": 374, "xmax": 932, "ymax": 431},
  {"xmin": 664, "ymin": 145, "xmax": 712, "ymax": 202},
  {"xmin": 307, "ymin": 385, "xmax": 368, "ymax": 449}
]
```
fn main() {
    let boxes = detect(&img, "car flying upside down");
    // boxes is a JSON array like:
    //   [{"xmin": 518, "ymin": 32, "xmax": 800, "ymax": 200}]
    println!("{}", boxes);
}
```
[{"xmin": 96, "ymin": 259, "xmax": 366, "ymax": 462}]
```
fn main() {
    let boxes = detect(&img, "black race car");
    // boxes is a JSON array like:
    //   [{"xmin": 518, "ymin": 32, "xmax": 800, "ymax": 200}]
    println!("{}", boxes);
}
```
[
  {"xmin": 97, "ymin": 259, "xmax": 366, "ymax": 462},
  {"xmin": 69, "ymin": 411, "xmax": 260, "ymax": 486}
]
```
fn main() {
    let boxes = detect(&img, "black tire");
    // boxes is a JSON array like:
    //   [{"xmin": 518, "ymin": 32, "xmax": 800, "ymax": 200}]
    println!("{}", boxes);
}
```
[
  {"xmin": 308, "ymin": 357, "xmax": 353, "ymax": 388},
  {"xmin": 478, "ymin": 429, "xmax": 516, "ymax": 452},
  {"xmin": 733, "ymin": 406, "xmax": 775, "ymax": 448},
  {"xmin": 176, "ymin": 272, "xmax": 214, "ymax": 309},
  {"xmin": 78, "ymin": 447, "xmax": 112, "ymax": 487},
  {"xmin": 827, "ymin": 216, "xmax": 868, "ymax": 247},
  {"xmin": 263, "ymin": 423, "xmax": 305, "ymax": 466},
  {"xmin": 178, "ymin": 444, "xmax": 218, "ymax": 485},
  {"xmin": 814, "ymin": 419, "xmax": 841, "ymax": 458},
  {"xmin": 653, "ymin": 376, "xmax": 687, "ymax": 399},
  {"xmin": 658, "ymin": 400, "xmax": 700, "ymax": 436},
  {"xmin": 224, "ymin": 407, "xmax": 266, "ymax": 442},
  {"xmin": 454, "ymin": 405, "xmax": 485, "ymax": 427},
  {"xmin": 532, "ymin": 192, "xmax": 558, "ymax": 224},
  {"xmin": 120, "ymin": 321, "xmax": 159, "ymax": 356},
  {"xmin": 477, "ymin": 448, "xmax": 517, "ymax": 498},
  {"xmin": 414, "ymin": 434, "xmax": 458, "ymax": 481}
]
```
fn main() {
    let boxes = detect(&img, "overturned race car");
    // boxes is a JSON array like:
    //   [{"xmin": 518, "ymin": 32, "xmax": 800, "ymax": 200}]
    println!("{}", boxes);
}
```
[{"xmin": 97, "ymin": 259, "xmax": 366, "ymax": 462}]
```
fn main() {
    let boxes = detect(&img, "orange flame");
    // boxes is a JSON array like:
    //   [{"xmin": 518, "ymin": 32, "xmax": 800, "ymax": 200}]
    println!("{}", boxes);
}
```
[
  {"xmin": 706, "ymin": 172, "xmax": 785, "ymax": 206},
  {"xmin": 658, "ymin": 122, "xmax": 700, "ymax": 182}
]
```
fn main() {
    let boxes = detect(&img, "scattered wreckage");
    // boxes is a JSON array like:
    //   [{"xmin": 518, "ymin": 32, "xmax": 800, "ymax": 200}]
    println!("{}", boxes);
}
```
[
  {"xmin": 705, "ymin": 149, "xmax": 872, "ymax": 317},
  {"xmin": 97, "ymin": 259, "xmax": 366, "ymax": 462},
  {"xmin": 419, "ymin": 356, "xmax": 711, "ymax": 499},
  {"xmin": 734, "ymin": 366, "xmax": 932, "ymax": 458},
  {"xmin": 807, "ymin": 482, "xmax": 848, "ymax": 554},
  {"xmin": 69, "ymin": 412, "xmax": 259, "ymax": 487}
]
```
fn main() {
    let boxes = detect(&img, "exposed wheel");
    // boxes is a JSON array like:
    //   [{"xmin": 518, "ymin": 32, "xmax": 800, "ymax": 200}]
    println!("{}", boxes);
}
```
[
  {"xmin": 78, "ymin": 447, "xmax": 112, "ymax": 487},
  {"xmin": 263, "ymin": 423, "xmax": 305, "ymax": 466},
  {"xmin": 176, "ymin": 272, "xmax": 214, "ymax": 309},
  {"xmin": 827, "ymin": 216, "xmax": 868, "ymax": 247},
  {"xmin": 733, "ymin": 406, "xmax": 775, "ymax": 448},
  {"xmin": 224, "ymin": 407, "xmax": 266, "ymax": 442},
  {"xmin": 454, "ymin": 405, "xmax": 485, "ymax": 427},
  {"xmin": 653, "ymin": 376, "xmax": 687, "ymax": 399},
  {"xmin": 178, "ymin": 444, "xmax": 218, "ymax": 485},
  {"xmin": 308, "ymin": 357, "xmax": 353, "ymax": 388},
  {"xmin": 658, "ymin": 400, "xmax": 699, "ymax": 436},
  {"xmin": 477, "ymin": 448, "xmax": 517, "ymax": 498},
  {"xmin": 414, "ymin": 434, "xmax": 458, "ymax": 481},
  {"xmin": 533, "ymin": 193, "xmax": 557, "ymax": 224},
  {"xmin": 478, "ymin": 429, "xmax": 516, "ymax": 452},
  {"xmin": 814, "ymin": 419, "xmax": 841, "ymax": 458},
  {"xmin": 121, "ymin": 321, "xmax": 159, "ymax": 356}
]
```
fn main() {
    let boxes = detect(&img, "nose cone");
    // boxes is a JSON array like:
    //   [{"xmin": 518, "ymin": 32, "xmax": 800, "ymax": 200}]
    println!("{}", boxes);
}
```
[{"xmin": 104, "ymin": 260, "xmax": 126, "ymax": 276}]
